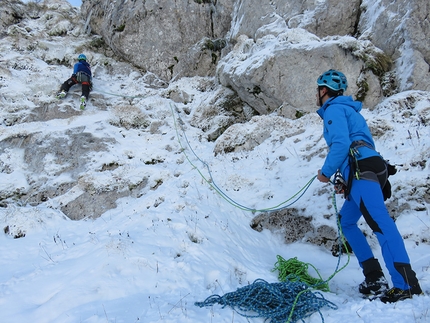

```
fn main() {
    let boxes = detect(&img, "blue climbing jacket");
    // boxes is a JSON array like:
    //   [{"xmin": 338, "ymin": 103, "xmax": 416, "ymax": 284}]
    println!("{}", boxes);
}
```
[
  {"xmin": 316, "ymin": 96, "xmax": 380, "ymax": 179},
  {"xmin": 73, "ymin": 60, "xmax": 92, "ymax": 77}
]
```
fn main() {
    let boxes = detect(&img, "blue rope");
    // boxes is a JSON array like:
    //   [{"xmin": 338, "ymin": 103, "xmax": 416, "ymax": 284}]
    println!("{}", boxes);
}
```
[
  {"xmin": 195, "ymin": 279, "xmax": 337, "ymax": 323},
  {"xmin": 195, "ymin": 193, "xmax": 350, "ymax": 323}
]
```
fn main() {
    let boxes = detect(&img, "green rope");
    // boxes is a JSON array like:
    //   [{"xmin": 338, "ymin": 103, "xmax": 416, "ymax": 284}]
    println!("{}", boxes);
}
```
[
  {"xmin": 271, "ymin": 193, "xmax": 353, "ymax": 323},
  {"xmin": 272, "ymin": 256, "xmax": 330, "ymax": 292},
  {"xmin": 170, "ymin": 103, "xmax": 316, "ymax": 212},
  {"xmin": 326, "ymin": 191, "xmax": 351, "ymax": 281}
]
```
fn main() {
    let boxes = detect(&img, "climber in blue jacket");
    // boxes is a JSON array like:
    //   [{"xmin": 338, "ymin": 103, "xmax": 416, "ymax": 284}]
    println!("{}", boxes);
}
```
[
  {"xmin": 57, "ymin": 54, "xmax": 92, "ymax": 109},
  {"xmin": 315, "ymin": 69, "xmax": 422, "ymax": 303}
]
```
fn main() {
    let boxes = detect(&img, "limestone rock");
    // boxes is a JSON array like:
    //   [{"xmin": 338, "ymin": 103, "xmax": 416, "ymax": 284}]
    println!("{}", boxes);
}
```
[
  {"xmin": 80, "ymin": 0, "xmax": 429, "ymax": 114},
  {"xmin": 81, "ymin": 0, "xmax": 234, "ymax": 82},
  {"xmin": 358, "ymin": 0, "xmax": 430, "ymax": 91},
  {"xmin": 228, "ymin": 0, "xmax": 360, "ymax": 40},
  {"xmin": 217, "ymin": 33, "xmax": 382, "ymax": 116}
]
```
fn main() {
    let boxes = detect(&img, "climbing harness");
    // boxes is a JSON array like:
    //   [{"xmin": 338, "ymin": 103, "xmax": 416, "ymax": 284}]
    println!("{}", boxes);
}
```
[
  {"xmin": 170, "ymin": 103, "xmax": 316, "ymax": 213},
  {"xmin": 346, "ymin": 140, "xmax": 397, "ymax": 200}
]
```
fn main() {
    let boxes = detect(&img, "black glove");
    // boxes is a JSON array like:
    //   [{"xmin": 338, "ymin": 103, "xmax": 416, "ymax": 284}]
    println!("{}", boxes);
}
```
[
  {"xmin": 387, "ymin": 163, "xmax": 397, "ymax": 176},
  {"xmin": 382, "ymin": 161, "xmax": 397, "ymax": 200},
  {"xmin": 382, "ymin": 179, "xmax": 392, "ymax": 201}
]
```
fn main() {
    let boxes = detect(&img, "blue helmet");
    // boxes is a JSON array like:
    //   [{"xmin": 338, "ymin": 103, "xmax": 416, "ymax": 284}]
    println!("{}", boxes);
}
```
[
  {"xmin": 317, "ymin": 69, "xmax": 348, "ymax": 93},
  {"xmin": 78, "ymin": 54, "xmax": 87, "ymax": 61}
]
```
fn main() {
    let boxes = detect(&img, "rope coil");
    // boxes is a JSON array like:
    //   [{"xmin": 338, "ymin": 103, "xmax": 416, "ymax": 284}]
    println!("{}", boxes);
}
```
[
  {"xmin": 195, "ymin": 193, "xmax": 352, "ymax": 322},
  {"xmin": 195, "ymin": 279, "xmax": 338, "ymax": 323},
  {"xmin": 273, "ymin": 256, "xmax": 330, "ymax": 292}
]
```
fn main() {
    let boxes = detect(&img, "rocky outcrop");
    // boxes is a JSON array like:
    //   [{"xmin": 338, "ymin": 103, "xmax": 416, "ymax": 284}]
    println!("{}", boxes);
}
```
[
  {"xmin": 218, "ymin": 0, "xmax": 429, "ymax": 116},
  {"xmin": 81, "ymin": 0, "xmax": 234, "ymax": 82},
  {"xmin": 218, "ymin": 32, "xmax": 383, "ymax": 116},
  {"xmin": 81, "ymin": 0, "xmax": 429, "ymax": 117},
  {"xmin": 358, "ymin": 0, "xmax": 430, "ymax": 92},
  {"xmin": 228, "ymin": 0, "xmax": 361, "ymax": 40}
]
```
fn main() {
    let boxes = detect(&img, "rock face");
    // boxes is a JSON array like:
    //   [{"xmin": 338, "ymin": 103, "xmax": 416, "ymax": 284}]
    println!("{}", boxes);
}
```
[
  {"xmin": 217, "ymin": 33, "xmax": 383, "ymax": 116},
  {"xmin": 81, "ymin": 0, "xmax": 234, "ymax": 82},
  {"xmin": 227, "ymin": 0, "xmax": 361, "ymax": 39},
  {"xmin": 358, "ymin": 0, "xmax": 430, "ymax": 92},
  {"xmin": 81, "ymin": 0, "xmax": 430, "ymax": 116}
]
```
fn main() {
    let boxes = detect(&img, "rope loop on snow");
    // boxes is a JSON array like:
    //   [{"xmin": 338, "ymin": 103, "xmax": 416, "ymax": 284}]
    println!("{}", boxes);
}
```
[
  {"xmin": 170, "ymin": 103, "xmax": 316, "ymax": 212},
  {"xmin": 195, "ymin": 197, "xmax": 352, "ymax": 322},
  {"xmin": 195, "ymin": 279, "xmax": 338, "ymax": 323}
]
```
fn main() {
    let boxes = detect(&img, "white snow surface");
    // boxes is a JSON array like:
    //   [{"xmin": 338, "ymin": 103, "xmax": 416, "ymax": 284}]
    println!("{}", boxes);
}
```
[{"xmin": 0, "ymin": 2, "xmax": 430, "ymax": 323}]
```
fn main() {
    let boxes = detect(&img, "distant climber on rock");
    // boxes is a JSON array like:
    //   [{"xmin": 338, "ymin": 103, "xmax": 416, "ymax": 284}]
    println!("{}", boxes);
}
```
[{"xmin": 56, "ymin": 53, "xmax": 92, "ymax": 110}]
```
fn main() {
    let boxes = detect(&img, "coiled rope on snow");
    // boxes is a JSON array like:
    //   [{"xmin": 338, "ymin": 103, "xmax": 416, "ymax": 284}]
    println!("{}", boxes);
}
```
[
  {"xmin": 273, "ymin": 256, "xmax": 330, "ymax": 292},
  {"xmin": 195, "ymin": 193, "xmax": 351, "ymax": 323},
  {"xmin": 195, "ymin": 278, "xmax": 338, "ymax": 323}
]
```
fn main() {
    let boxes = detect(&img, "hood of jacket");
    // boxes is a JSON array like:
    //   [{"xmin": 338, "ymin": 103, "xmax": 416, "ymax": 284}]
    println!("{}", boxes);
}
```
[{"xmin": 317, "ymin": 95, "xmax": 362, "ymax": 119}]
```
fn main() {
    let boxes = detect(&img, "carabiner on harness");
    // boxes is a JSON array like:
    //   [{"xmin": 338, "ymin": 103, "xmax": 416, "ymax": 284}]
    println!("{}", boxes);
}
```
[
  {"xmin": 333, "ymin": 171, "xmax": 347, "ymax": 195},
  {"xmin": 349, "ymin": 147, "xmax": 361, "ymax": 180}
]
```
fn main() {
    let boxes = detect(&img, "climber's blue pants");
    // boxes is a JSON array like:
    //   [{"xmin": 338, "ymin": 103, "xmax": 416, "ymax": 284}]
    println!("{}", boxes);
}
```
[{"xmin": 339, "ymin": 179, "xmax": 411, "ymax": 290}]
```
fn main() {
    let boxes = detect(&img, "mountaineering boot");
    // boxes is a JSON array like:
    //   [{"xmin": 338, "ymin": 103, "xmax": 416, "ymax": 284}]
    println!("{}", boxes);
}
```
[
  {"xmin": 80, "ymin": 96, "xmax": 86, "ymax": 110},
  {"xmin": 359, "ymin": 258, "xmax": 389, "ymax": 296},
  {"xmin": 56, "ymin": 90, "xmax": 67, "ymax": 99},
  {"xmin": 359, "ymin": 270, "xmax": 389, "ymax": 295},
  {"xmin": 380, "ymin": 284, "xmax": 423, "ymax": 303},
  {"xmin": 380, "ymin": 262, "xmax": 424, "ymax": 303}
]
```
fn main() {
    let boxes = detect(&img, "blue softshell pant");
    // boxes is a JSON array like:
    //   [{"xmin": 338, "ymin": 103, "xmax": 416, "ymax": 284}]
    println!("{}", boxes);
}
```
[{"xmin": 340, "ymin": 178, "xmax": 416, "ymax": 290}]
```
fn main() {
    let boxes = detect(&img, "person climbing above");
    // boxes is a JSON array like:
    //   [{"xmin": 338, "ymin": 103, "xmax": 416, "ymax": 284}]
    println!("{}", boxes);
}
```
[
  {"xmin": 57, "ymin": 53, "xmax": 92, "ymax": 110},
  {"xmin": 315, "ymin": 69, "xmax": 423, "ymax": 303}
]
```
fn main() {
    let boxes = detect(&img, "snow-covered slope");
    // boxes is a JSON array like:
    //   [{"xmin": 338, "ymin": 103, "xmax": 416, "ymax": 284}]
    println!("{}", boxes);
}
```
[{"xmin": 0, "ymin": 1, "xmax": 429, "ymax": 323}]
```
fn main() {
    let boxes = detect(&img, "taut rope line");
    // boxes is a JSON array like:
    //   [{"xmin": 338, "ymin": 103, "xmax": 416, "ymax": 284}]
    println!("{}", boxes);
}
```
[{"xmin": 170, "ymin": 103, "xmax": 316, "ymax": 212}]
